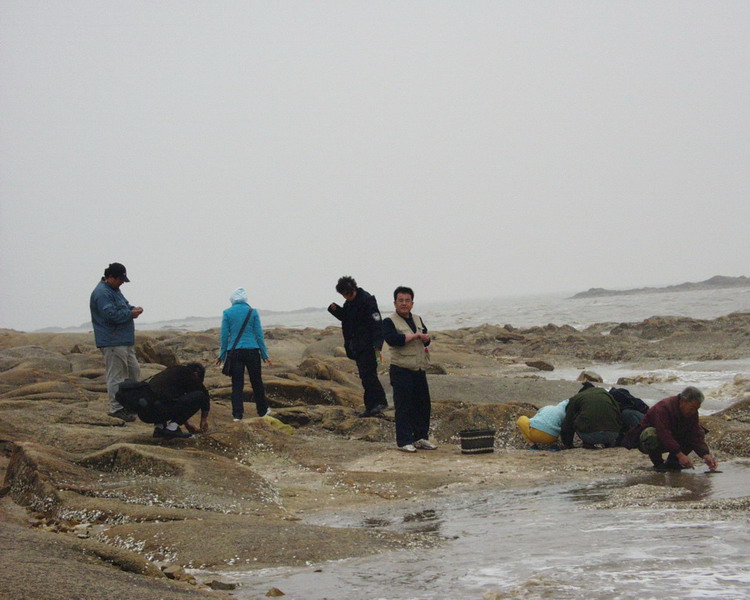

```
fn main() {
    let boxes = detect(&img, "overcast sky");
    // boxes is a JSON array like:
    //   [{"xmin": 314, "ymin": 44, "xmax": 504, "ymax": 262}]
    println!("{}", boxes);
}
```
[{"xmin": 1, "ymin": 1, "xmax": 748, "ymax": 332}]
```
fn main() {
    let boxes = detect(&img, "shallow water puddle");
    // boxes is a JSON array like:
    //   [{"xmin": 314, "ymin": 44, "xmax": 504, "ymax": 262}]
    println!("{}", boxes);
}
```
[
  {"xmin": 198, "ymin": 462, "xmax": 750, "ymax": 599},
  {"xmin": 567, "ymin": 460, "xmax": 750, "ymax": 503}
]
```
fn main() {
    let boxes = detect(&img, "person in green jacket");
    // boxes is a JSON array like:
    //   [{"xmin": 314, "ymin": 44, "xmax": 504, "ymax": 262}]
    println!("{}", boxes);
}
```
[{"xmin": 561, "ymin": 383, "xmax": 623, "ymax": 449}]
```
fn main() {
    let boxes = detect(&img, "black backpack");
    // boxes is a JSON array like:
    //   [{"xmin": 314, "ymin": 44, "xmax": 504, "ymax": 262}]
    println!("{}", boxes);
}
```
[
  {"xmin": 609, "ymin": 387, "xmax": 649, "ymax": 414},
  {"xmin": 115, "ymin": 379, "xmax": 162, "ymax": 423}
]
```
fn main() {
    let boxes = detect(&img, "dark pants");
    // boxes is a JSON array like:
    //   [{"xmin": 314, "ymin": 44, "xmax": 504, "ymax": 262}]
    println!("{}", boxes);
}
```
[
  {"xmin": 390, "ymin": 365, "xmax": 431, "ymax": 447},
  {"xmin": 578, "ymin": 430, "xmax": 619, "ymax": 447},
  {"xmin": 138, "ymin": 390, "xmax": 209, "ymax": 425},
  {"xmin": 229, "ymin": 348, "xmax": 268, "ymax": 419},
  {"xmin": 616, "ymin": 409, "xmax": 645, "ymax": 446},
  {"xmin": 638, "ymin": 426, "xmax": 698, "ymax": 466},
  {"xmin": 355, "ymin": 350, "xmax": 387, "ymax": 411}
]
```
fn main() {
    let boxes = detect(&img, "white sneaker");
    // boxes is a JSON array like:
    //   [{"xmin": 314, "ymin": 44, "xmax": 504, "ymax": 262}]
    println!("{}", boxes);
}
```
[
  {"xmin": 414, "ymin": 439, "xmax": 437, "ymax": 450},
  {"xmin": 398, "ymin": 444, "xmax": 417, "ymax": 453},
  {"xmin": 261, "ymin": 408, "xmax": 272, "ymax": 417},
  {"xmin": 233, "ymin": 418, "xmax": 241, "ymax": 422}
]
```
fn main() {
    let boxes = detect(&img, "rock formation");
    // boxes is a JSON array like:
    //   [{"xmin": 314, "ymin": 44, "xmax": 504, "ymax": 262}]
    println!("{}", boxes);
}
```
[{"xmin": 1, "ymin": 314, "xmax": 749, "ymax": 597}]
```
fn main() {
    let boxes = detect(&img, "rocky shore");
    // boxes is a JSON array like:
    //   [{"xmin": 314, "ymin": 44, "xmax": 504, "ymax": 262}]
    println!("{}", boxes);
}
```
[{"xmin": 1, "ymin": 313, "xmax": 749, "ymax": 599}]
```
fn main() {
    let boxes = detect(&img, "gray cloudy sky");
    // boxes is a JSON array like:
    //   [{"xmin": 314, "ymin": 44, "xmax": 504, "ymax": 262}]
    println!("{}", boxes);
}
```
[{"xmin": 1, "ymin": 1, "xmax": 749, "ymax": 332}]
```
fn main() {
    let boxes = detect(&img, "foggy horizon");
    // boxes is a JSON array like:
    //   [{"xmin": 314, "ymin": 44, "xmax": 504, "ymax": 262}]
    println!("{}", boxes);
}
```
[
  {"xmin": 22, "ymin": 273, "xmax": 750, "ymax": 333},
  {"xmin": 2, "ymin": 2, "xmax": 749, "ymax": 332}
]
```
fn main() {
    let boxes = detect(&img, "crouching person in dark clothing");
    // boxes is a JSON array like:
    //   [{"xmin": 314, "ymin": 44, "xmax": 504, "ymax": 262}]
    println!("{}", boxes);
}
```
[
  {"xmin": 560, "ymin": 383, "xmax": 623, "ymax": 449},
  {"xmin": 623, "ymin": 386, "xmax": 718, "ymax": 472},
  {"xmin": 146, "ymin": 363, "xmax": 210, "ymax": 439}
]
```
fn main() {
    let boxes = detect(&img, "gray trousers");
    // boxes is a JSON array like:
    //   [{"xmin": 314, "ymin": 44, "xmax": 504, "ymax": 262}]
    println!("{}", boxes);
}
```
[{"xmin": 101, "ymin": 346, "xmax": 140, "ymax": 412}]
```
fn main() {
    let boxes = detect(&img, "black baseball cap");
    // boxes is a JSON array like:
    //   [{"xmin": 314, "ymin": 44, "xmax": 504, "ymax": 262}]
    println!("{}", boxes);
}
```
[{"xmin": 105, "ymin": 262, "xmax": 130, "ymax": 282}]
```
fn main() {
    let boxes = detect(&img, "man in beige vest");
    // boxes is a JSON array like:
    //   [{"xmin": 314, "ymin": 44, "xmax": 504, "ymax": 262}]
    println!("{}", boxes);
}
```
[{"xmin": 382, "ymin": 286, "xmax": 437, "ymax": 453}]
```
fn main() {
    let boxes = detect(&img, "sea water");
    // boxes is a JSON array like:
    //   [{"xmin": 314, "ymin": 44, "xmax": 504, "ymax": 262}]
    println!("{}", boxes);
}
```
[
  {"xmin": 137, "ymin": 286, "xmax": 750, "ymax": 332},
  {"xmin": 537, "ymin": 358, "xmax": 750, "ymax": 415},
  {"xmin": 262, "ymin": 286, "xmax": 750, "ymax": 331},
  {"xmin": 200, "ymin": 462, "xmax": 750, "ymax": 600},
  {"xmin": 417, "ymin": 286, "xmax": 750, "ymax": 331}
]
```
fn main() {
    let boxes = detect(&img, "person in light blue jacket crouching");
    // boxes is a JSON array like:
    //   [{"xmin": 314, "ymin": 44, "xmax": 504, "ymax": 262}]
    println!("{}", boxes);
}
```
[{"xmin": 517, "ymin": 399, "xmax": 569, "ymax": 446}]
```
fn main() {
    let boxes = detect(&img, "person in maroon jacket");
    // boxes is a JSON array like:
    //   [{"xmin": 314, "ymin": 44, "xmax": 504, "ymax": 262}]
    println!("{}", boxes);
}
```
[{"xmin": 623, "ymin": 386, "xmax": 718, "ymax": 471}]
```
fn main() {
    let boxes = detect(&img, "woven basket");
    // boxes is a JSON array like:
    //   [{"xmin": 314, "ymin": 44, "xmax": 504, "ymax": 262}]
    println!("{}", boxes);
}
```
[{"xmin": 459, "ymin": 429, "xmax": 496, "ymax": 454}]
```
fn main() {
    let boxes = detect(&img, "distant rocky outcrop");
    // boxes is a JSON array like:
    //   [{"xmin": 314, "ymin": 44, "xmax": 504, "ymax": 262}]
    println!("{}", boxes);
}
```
[{"xmin": 571, "ymin": 275, "xmax": 750, "ymax": 299}]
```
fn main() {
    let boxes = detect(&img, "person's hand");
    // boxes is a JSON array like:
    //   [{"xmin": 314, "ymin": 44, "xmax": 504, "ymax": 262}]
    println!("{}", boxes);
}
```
[
  {"xmin": 131, "ymin": 307, "xmax": 144, "ymax": 319},
  {"xmin": 263, "ymin": 358, "xmax": 273, "ymax": 367},
  {"xmin": 216, "ymin": 358, "xmax": 223, "ymax": 366},
  {"xmin": 703, "ymin": 454, "xmax": 718, "ymax": 471},
  {"xmin": 328, "ymin": 302, "xmax": 340, "ymax": 311},
  {"xmin": 676, "ymin": 452, "xmax": 694, "ymax": 469},
  {"xmin": 200, "ymin": 418, "xmax": 209, "ymax": 433}
]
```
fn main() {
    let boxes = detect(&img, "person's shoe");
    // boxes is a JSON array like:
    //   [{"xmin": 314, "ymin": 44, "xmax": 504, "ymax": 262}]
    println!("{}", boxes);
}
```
[
  {"xmin": 108, "ymin": 408, "xmax": 135, "ymax": 422},
  {"xmin": 233, "ymin": 417, "xmax": 242, "ymax": 422},
  {"xmin": 398, "ymin": 444, "xmax": 417, "ymax": 453},
  {"xmin": 414, "ymin": 439, "xmax": 437, "ymax": 450},
  {"xmin": 260, "ymin": 408, "xmax": 272, "ymax": 417},
  {"xmin": 160, "ymin": 427, "xmax": 192, "ymax": 439},
  {"xmin": 358, "ymin": 404, "xmax": 388, "ymax": 418},
  {"xmin": 663, "ymin": 459, "xmax": 684, "ymax": 471}
]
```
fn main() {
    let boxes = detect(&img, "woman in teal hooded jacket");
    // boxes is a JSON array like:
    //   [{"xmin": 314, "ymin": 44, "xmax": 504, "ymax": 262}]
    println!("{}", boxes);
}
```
[{"xmin": 219, "ymin": 288, "xmax": 271, "ymax": 420}]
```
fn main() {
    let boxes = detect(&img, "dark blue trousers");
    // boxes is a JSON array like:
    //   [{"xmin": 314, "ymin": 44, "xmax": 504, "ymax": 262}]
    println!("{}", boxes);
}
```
[
  {"xmin": 390, "ymin": 365, "xmax": 431, "ymax": 447},
  {"xmin": 229, "ymin": 348, "xmax": 268, "ymax": 418},
  {"xmin": 616, "ymin": 409, "xmax": 645, "ymax": 446},
  {"xmin": 355, "ymin": 349, "xmax": 387, "ymax": 411}
]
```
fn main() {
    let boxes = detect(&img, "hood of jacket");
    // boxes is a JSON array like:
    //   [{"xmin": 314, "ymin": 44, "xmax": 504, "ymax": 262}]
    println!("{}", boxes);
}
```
[{"xmin": 230, "ymin": 287, "xmax": 249, "ymax": 305}]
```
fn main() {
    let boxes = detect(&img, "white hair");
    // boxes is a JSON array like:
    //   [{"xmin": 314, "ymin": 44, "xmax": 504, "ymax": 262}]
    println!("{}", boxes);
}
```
[{"xmin": 679, "ymin": 386, "xmax": 704, "ymax": 405}]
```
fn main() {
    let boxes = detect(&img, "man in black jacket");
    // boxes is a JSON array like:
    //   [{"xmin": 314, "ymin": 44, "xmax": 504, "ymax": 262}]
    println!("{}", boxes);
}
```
[{"xmin": 328, "ymin": 276, "xmax": 387, "ymax": 417}]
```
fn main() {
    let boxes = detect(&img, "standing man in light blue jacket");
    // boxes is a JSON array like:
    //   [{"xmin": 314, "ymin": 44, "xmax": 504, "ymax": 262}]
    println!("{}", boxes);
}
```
[{"xmin": 89, "ymin": 262, "xmax": 144, "ymax": 421}]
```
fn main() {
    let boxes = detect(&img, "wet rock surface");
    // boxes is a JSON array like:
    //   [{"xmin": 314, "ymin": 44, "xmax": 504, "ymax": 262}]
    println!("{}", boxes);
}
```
[{"xmin": 0, "ymin": 314, "xmax": 749, "ymax": 598}]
